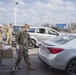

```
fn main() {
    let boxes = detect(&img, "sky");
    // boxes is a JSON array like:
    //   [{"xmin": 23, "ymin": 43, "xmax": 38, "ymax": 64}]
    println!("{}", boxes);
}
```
[{"xmin": 0, "ymin": 0, "xmax": 76, "ymax": 25}]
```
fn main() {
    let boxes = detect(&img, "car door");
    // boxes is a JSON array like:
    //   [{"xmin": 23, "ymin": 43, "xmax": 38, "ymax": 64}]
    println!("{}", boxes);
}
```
[
  {"xmin": 28, "ymin": 27, "xmax": 38, "ymax": 37},
  {"xmin": 35, "ymin": 28, "xmax": 48, "ymax": 42}
]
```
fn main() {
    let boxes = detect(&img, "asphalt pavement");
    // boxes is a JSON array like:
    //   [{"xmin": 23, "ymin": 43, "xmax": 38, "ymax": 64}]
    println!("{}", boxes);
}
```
[{"xmin": 0, "ymin": 48, "xmax": 67, "ymax": 75}]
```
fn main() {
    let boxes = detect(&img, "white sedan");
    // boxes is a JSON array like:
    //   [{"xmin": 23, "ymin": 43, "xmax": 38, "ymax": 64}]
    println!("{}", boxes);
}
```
[{"xmin": 38, "ymin": 34, "xmax": 76, "ymax": 75}]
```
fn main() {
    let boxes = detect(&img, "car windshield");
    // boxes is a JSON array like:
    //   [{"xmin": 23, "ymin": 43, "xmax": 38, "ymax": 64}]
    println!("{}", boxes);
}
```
[
  {"xmin": 28, "ymin": 28, "xmax": 36, "ymax": 32},
  {"xmin": 50, "ymin": 35, "xmax": 76, "ymax": 44},
  {"xmin": 13, "ymin": 26, "xmax": 23, "ymax": 33}
]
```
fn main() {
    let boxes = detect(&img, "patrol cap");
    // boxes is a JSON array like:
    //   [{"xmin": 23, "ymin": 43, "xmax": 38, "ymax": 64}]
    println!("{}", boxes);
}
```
[
  {"xmin": 10, "ymin": 23, "xmax": 13, "ymax": 25},
  {"xmin": 24, "ymin": 24, "xmax": 30, "ymax": 29}
]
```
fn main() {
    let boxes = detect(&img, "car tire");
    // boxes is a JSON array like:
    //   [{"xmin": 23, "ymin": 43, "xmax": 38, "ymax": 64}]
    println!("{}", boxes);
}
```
[
  {"xmin": 27, "ymin": 39, "xmax": 36, "ymax": 49},
  {"xmin": 65, "ymin": 59, "xmax": 76, "ymax": 75}
]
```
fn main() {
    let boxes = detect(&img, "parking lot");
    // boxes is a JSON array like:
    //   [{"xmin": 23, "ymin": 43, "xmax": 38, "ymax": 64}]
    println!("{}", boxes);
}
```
[{"xmin": 0, "ymin": 48, "xmax": 67, "ymax": 75}]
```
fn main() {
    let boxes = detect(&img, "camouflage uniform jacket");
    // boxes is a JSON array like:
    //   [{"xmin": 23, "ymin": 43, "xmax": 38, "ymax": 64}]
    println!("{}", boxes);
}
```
[
  {"xmin": 6, "ymin": 26, "xmax": 13, "ymax": 34},
  {"xmin": 2, "ymin": 26, "xmax": 7, "ymax": 34},
  {"xmin": 15, "ymin": 30, "xmax": 35, "ymax": 47}
]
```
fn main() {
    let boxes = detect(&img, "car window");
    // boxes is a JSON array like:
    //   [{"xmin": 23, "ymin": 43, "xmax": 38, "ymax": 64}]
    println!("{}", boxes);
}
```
[
  {"xmin": 50, "ymin": 35, "xmax": 76, "ymax": 44},
  {"xmin": 36, "ymin": 28, "xmax": 45, "ymax": 34},
  {"xmin": 28, "ymin": 28, "xmax": 36, "ymax": 32},
  {"xmin": 47, "ymin": 29, "xmax": 58, "ymax": 35}
]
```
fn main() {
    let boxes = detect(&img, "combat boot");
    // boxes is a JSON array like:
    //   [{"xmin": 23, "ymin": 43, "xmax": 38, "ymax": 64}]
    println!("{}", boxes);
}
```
[
  {"xmin": 14, "ymin": 66, "xmax": 18, "ymax": 71},
  {"xmin": 28, "ymin": 65, "xmax": 35, "ymax": 70}
]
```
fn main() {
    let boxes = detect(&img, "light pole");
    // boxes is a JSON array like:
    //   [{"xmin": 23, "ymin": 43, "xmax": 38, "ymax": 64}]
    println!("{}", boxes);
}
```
[
  {"xmin": 41, "ymin": 15, "xmax": 43, "ymax": 26},
  {"xmin": 15, "ymin": 0, "xmax": 18, "ymax": 25},
  {"xmin": 53, "ymin": 11, "xmax": 56, "ymax": 27}
]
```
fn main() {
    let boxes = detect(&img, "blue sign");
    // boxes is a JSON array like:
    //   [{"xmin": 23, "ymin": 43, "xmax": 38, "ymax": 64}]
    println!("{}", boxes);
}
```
[{"xmin": 56, "ymin": 24, "xmax": 66, "ymax": 28}]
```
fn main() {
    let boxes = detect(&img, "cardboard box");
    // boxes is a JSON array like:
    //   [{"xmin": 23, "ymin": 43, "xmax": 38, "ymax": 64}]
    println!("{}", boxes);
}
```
[
  {"xmin": 0, "ymin": 44, "xmax": 13, "ymax": 59},
  {"xmin": 0, "ymin": 49, "xmax": 13, "ymax": 59},
  {"xmin": 3, "ymin": 49, "xmax": 13, "ymax": 58}
]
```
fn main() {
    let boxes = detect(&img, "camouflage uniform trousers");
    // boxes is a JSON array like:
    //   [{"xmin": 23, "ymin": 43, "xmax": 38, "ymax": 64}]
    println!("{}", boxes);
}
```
[
  {"xmin": 15, "ymin": 44, "xmax": 31, "ymax": 67},
  {"xmin": 6, "ymin": 33, "xmax": 12, "ymax": 45}
]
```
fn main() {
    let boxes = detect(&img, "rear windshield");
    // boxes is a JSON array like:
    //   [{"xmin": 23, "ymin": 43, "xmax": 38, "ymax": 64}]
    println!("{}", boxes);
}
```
[{"xmin": 50, "ymin": 35, "xmax": 76, "ymax": 44}]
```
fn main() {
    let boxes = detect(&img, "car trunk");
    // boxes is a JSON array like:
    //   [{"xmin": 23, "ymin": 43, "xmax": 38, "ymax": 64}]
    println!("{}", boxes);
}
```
[
  {"xmin": 42, "ymin": 40, "xmax": 60, "ymax": 46},
  {"xmin": 40, "ymin": 40, "xmax": 63, "ymax": 55}
]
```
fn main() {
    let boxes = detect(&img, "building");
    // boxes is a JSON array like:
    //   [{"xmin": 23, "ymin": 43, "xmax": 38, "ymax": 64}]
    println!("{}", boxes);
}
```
[{"xmin": 55, "ymin": 24, "xmax": 68, "ymax": 29}]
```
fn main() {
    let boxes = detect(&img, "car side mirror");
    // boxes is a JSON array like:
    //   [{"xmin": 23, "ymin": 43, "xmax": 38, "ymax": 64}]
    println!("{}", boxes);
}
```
[{"xmin": 56, "ymin": 33, "xmax": 59, "ymax": 36}]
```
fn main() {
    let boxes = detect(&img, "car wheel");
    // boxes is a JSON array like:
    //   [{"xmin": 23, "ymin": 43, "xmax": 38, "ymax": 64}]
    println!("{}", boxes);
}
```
[
  {"xmin": 65, "ymin": 59, "xmax": 76, "ymax": 75},
  {"xmin": 28, "ymin": 39, "xmax": 36, "ymax": 49}
]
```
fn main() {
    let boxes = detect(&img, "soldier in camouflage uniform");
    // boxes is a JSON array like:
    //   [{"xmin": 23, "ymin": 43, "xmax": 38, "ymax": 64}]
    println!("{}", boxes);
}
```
[
  {"xmin": 2, "ymin": 24, "xmax": 7, "ymax": 34},
  {"xmin": 15, "ymin": 24, "xmax": 36, "ymax": 70},
  {"xmin": 6, "ymin": 23, "xmax": 13, "ymax": 45},
  {"xmin": 2, "ymin": 24, "xmax": 8, "ymax": 43}
]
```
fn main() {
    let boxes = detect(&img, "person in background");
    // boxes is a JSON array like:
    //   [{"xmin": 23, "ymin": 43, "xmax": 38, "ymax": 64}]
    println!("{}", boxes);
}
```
[
  {"xmin": 6, "ymin": 23, "xmax": 13, "ymax": 45},
  {"xmin": 2, "ymin": 24, "xmax": 7, "ymax": 34},
  {"xmin": 2, "ymin": 24, "xmax": 8, "ymax": 44},
  {"xmin": 15, "ymin": 24, "xmax": 36, "ymax": 70}
]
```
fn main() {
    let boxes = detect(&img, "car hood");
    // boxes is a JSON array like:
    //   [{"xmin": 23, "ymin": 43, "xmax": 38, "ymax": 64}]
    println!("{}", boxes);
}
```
[{"xmin": 42, "ymin": 40, "xmax": 60, "ymax": 46}]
